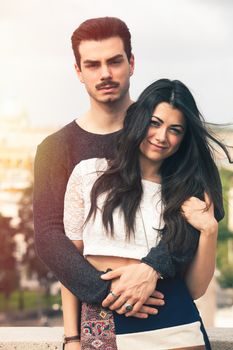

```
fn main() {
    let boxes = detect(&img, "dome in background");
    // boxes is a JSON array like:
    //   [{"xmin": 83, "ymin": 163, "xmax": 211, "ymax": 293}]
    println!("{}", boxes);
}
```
[{"xmin": 0, "ymin": 96, "xmax": 29, "ymax": 130}]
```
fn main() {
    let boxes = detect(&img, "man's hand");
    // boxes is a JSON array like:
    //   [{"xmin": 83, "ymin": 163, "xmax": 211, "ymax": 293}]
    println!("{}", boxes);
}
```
[
  {"xmin": 101, "ymin": 263, "xmax": 164, "ymax": 317},
  {"xmin": 119, "ymin": 290, "xmax": 164, "ymax": 318}
]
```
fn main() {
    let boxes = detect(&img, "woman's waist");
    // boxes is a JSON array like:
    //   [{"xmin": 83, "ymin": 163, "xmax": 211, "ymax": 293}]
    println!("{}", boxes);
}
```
[
  {"xmin": 83, "ymin": 242, "xmax": 151, "ymax": 263},
  {"xmin": 86, "ymin": 255, "xmax": 141, "ymax": 271}
]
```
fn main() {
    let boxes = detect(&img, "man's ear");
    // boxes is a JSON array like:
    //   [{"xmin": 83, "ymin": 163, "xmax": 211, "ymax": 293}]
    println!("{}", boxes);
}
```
[
  {"xmin": 74, "ymin": 63, "xmax": 84, "ymax": 83},
  {"xmin": 129, "ymin": 54, "xmax": 135, "ymax": 77}
]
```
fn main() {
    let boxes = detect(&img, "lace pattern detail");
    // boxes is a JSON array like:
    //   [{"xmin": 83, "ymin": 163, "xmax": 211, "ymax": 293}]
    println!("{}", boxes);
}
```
[
  {"xmin": 64, "ymin": 158, "xmax": 163, "ymax": 259},
  {"xmin": 64, "ymin": 164, "xmax": 85, "ymax": 240},
  {"xmin": 64, "ymin": 158, "xmax": 108, "ymax": 240}
]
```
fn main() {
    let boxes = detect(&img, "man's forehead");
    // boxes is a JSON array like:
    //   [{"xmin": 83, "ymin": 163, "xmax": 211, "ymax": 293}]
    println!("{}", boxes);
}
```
[{"xmin": 79, "ymin": 37, "xmax": 126, "ymax": 61}]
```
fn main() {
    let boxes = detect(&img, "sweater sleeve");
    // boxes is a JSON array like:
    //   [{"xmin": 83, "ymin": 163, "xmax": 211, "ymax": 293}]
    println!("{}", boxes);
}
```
[
  {"xmin": 33, "ymin": 138, "xmax": 111, "ymax": 305},
  {"xmin": 141, "ymin": 229, "xmax": 199, "ymax": 278}
]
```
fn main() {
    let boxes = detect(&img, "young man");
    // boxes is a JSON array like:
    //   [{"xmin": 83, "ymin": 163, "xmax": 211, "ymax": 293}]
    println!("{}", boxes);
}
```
[
  {"xmin": 34, "ymin": 17, "xmax": 216, "ymax": 325},
  {"xmin": 34, "ymin": 17, "xmax": 165, "ymax": 318}
]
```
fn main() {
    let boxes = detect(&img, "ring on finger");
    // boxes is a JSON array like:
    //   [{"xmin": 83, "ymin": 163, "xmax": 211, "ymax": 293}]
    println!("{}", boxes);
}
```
[
  {"xmin": 124, "ymin": 303, "xmax": 133, "ymax": 312},
  {"xmin": 109, "ymin": 290, "xmax": 119, "ymax": 299}
]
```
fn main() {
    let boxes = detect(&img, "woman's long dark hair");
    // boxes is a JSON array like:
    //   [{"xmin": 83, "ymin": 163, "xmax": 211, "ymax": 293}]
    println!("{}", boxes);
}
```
[{"xmin": 85, "ymin": 79, "xmax": 232, "ymax": 253}]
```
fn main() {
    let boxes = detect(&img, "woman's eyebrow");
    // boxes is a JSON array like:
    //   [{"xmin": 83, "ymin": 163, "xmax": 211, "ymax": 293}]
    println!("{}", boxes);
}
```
[
  {"xmin": 151, "ymin": 115, "xmax": 163, "ymax": 123},
  {"xmin": 151, "ymin": 115, "xmax": 185, "ymax": 130}
]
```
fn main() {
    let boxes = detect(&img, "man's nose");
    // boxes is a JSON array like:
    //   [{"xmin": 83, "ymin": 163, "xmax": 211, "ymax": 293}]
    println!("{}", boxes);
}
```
[{"xmin": 100, "ymin": 65, "xmax": 112, "ymax": 80}]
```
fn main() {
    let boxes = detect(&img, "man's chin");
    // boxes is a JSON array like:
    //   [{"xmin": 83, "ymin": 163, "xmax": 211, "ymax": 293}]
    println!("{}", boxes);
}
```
[
  {"xmin": 100, "ymin": 96, "xmax": 120, "ymax": 104},
  {"xmin": 91, "ymin": 91, "xmax": 125, "ymax": 104}
]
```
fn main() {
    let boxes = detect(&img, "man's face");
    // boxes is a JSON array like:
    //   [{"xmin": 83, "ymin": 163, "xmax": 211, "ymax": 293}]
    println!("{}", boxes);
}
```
[{"xmin": 75, "ymin": 37, "xmax": 134, "ymax": 104}]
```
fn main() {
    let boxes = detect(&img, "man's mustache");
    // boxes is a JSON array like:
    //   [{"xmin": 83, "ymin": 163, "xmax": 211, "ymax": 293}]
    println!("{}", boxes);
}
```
[{"xmin": 96, "ymin": 80, "xmax": 119, "ymax": 90}]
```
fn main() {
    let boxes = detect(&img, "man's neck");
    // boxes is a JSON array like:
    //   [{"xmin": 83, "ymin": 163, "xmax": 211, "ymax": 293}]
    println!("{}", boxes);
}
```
[{"xmin": 77, "ymin": 95, "xmax": 134, "ymax": 135}]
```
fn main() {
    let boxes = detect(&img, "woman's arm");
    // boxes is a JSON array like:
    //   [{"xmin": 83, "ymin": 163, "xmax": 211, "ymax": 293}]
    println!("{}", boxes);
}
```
[
  {"xmin": 181, "ymin": 193, "xmax": 218, "ymax": 299},
  {"xmin": 184, "ymin": 224, "xmax": 218, "ymax": 299},
  {"xmin": 61, "ymin": 240, "xmax": 84, "ymax": 350},
  {"xmin": 61, "ymin": 285, "xmax": 80, "ymax": 349}
]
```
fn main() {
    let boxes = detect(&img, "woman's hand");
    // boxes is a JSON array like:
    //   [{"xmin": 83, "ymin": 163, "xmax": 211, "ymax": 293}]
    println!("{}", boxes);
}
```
[{"xmin": 181, "ymin": 192, "xmax": 217, "ymax": 234}]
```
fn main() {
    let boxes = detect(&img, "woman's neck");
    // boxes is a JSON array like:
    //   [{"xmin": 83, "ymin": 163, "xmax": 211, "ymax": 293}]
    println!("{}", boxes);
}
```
[{"xmin": 140, "ymin": 156, "xmax": 162, "ymax": 183}]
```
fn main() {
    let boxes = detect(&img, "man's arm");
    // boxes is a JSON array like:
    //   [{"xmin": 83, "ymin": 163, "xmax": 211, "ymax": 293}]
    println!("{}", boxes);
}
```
[
  {"xmin": 33, "ymin": 139, "xmax": 111, "ymax": 304},
  {"xmin": 34, "ymin": 139, "xmax": 164, "ymax": 313}
]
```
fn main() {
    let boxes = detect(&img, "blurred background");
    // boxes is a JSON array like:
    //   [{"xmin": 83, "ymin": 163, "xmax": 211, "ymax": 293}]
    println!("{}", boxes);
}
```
[{"xmin": 0, "ymin": 0, "xmax": 232, "ymax": 328}]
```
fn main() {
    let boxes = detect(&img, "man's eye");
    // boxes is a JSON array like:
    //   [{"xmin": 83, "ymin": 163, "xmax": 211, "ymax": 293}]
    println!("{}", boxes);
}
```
[
  {"xmin": 110, "ymin": 60, "xmax": 121, "ymax": 65},
  {"xmin": 86, "ymin": 64, "xmax": 98, "ymax": 68}
]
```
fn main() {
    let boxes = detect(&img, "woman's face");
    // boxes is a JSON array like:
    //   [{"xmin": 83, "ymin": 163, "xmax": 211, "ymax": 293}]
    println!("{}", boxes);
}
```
[{"xmin": 139, "ymin": 102, "xmax": 186, "ymax": 170}]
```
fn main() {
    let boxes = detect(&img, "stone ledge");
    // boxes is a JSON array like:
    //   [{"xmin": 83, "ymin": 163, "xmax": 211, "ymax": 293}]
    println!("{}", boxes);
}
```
[
  {"xmin": 207, "ymin": 327, "xmax": 233, "ymax": 350},
  {"xmin": 0, "ymin": 327, "xmax": 63, "ymax": 350},
  {"xmin": 0, "ymin": 327, "xmax": 232, "ymax": 349}
]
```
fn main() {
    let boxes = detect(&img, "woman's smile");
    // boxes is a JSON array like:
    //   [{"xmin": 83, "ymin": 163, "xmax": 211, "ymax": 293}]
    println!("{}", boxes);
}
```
[{"xmin": 148, "ymin": 140, "xmax": 167, "ymax": 151}]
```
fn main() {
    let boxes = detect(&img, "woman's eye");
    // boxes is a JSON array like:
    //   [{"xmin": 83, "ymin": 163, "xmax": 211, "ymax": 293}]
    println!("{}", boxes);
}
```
[
  {"xmin": 170, "ymin": 128, "xmax": 182, "ymax": 135},
  {"xmin": 150, "ymin": 120, "xmax": 160, "ymax": 127}
]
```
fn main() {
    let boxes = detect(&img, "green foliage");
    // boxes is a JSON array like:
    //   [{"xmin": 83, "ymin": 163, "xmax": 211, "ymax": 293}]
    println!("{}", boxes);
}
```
[
  {"xmin": 0, "ymin": 185, "xmax": 58, "ymax": 313},
  {"xmin": 17, "ymin": 185, "xmax": 56, "ymax": 287},
  {"xmin": 0, "ymin": 214, "xmax": 19, "ymax": 304},
  {"xmin": 218, "ymin": 167, "xmax": 233, "ymax": 241},
  {"xmin": 217, "ymin": 167, "xmax": 233, "ymax": 288},
  {"xmin": 217, "ymin": 240, "xmax": 229, "ymax": 268},
  {"xmin": 217, "ymin": 264, "xmax": 233, "ymax": 288},
  {"xmin": 0, "ymin": 290, "xmax": 61, "ymax": 312}
]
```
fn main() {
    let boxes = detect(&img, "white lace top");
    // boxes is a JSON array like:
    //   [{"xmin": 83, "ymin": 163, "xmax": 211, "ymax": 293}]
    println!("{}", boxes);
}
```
[{"xmin": 64, "ymin": 158, "xmax": 164, "ymax": 259}]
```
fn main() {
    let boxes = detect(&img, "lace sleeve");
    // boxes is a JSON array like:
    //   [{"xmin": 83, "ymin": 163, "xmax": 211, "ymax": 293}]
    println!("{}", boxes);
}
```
[{"xmin": 64, "ymin": 166, "xmax": 84, "ymax": 240}]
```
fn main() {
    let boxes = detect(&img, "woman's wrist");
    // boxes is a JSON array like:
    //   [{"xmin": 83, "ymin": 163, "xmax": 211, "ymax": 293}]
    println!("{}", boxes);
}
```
[
  {"xmin": 63, "ymin": 334, "xmax": 80, "ymax": 343},
  {"xmin": 63, "ymin": 335, "xmax": 80, "ymax": 350},
  {"xmin": 200, "ymin": 219, "xmax": 218, "ymax": 237}
]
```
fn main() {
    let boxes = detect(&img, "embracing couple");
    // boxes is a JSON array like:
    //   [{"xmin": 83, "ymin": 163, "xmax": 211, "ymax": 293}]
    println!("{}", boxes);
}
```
[{"xmin": 34, "ymin": 17, "xmax": 231, "ymax": 350}]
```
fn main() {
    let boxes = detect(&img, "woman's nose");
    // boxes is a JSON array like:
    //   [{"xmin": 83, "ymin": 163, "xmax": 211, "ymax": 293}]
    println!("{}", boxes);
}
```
[{"xmin": 154, "ymin": 128, "xmax": 167, "ymax": 142}]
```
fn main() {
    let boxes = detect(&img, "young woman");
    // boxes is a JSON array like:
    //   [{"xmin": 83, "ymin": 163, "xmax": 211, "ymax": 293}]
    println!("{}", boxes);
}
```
[{"xmin": 62, "ymin": 79, "xmax": 231, "ymax": 349}]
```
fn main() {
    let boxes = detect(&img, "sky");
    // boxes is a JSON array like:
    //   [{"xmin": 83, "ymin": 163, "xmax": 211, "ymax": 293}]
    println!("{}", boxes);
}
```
[{"xmin": 0, "ymin": 0, "xmax": 233, "ymax": 127}]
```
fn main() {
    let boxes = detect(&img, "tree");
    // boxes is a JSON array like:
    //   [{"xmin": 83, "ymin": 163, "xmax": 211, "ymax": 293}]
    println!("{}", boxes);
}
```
[
  {"xmin": 217, "ymin": 168, "xmax": 233, "ymax": 288},
  {"xmin": 17, "ymin": 185, "xmax": 57, "ymax": 308},
  {"xmin": 0, "ymin": 214, "xmax": 19, "ymax": 311}
]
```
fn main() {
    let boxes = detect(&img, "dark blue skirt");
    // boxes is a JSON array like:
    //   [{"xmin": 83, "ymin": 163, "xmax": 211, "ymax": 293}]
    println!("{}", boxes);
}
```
[{"xmin": 81, "ymin": 277, "xmax": 210, "ymax": 349}]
